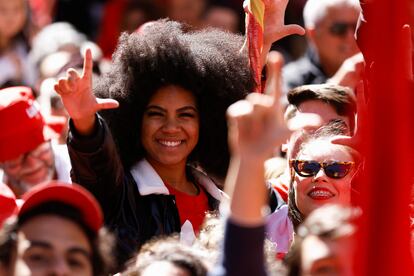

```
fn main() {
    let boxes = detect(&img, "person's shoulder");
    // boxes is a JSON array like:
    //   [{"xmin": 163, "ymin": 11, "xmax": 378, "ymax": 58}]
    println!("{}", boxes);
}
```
[{"xmin": 282, "ymin": 57, "xmax": 313, "ymax": 88}]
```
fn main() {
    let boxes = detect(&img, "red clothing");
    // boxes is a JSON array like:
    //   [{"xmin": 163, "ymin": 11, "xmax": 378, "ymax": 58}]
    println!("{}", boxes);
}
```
[{"xmin": 165, "ymin": 182, "xmax": 209, "ymax": 233}]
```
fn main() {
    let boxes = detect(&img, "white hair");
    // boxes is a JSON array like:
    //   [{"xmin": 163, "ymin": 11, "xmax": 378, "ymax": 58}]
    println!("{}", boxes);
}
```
[{"xmin": 303, "ymin": 0, "xmax": 361, "ymax": 29}]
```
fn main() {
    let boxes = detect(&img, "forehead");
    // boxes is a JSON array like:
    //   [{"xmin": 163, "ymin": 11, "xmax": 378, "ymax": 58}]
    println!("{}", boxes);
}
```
[
  {"xmin": 148, "ymin": 85, "xmax": 196, "ymax": 106},
  {"xmin": 297, "ymin": 100, "xmax": 350, "ymax": 128},
  {"xmin": 18, "ymin": 215, "xmax": 91, "ymax": 253},
  {"xmin": 299, "ymin": 140, "xmax": 353, "ymax": 162}
]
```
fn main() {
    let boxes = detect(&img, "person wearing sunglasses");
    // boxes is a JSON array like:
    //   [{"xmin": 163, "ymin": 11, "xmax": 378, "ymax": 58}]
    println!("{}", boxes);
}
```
[
  {"xmin": 282, "ymin": 0, "xmax": 361, "ymax": 93},
  {"xmin": 267, "ymin": 126, "xmax": 360, "ymax": 258}
]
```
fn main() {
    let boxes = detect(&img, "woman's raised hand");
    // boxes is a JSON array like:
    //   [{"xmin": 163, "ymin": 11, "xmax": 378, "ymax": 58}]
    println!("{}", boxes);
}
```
[
  {"xmin": 227, "ymin": 51, "xmax": 321, "ymax": 161},
  {"xmin": 54, "ymin": 49, "xmax": 119, "ymax": 135},
  {"xmin": 263, "ymin": 0, "xmax": 305, "ymax": 46}
]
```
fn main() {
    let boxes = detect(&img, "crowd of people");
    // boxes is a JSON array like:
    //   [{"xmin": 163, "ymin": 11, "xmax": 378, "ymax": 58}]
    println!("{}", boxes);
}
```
[{"xmin": 0, "ymin": 0, "xmax": 413, "ymax": 275}]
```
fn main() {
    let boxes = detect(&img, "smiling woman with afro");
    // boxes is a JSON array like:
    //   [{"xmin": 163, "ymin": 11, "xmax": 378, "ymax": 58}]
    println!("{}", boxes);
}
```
[{"xmin": 56, "ymin": 19, "xmax": 255, "ymax": 269}]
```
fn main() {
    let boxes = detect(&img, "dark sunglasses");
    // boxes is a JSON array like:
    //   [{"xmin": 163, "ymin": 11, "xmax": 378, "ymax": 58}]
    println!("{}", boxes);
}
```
[
  {"xmin": 329, "ymin": 22, "xmax": 357, "ymax": 37},
  {"xmin": 290, "ymin": 159, "xmax": 355, "ymax": 179}
]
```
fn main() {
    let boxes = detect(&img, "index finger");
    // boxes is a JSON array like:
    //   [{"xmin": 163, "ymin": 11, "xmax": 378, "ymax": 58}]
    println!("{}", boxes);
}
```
[
  {"xmin": 81, "ymin": 48, "xmax": 93, "ymax": 79},
  {"xmin": 264, "ymin": 51, "xmax": 284, "ymax": 108}
]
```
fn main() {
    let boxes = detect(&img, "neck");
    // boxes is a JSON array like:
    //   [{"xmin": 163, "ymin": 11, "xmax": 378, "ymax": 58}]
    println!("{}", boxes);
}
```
[
  {"xmin": 319, "ymin": 57, "xmax": 339, "ymax": 77},
  {"xmin": 147, "ymin": 159, "xmax": 190, "ymax": 191}
]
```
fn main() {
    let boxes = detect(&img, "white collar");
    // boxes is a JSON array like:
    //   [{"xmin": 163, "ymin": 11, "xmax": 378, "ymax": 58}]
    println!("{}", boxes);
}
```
[
  {"xmin": 130, "ymin": 159, "xmax": 227, "ymax": 201},
  {"xmin": 130, "ymin": 159, "xmax": 170, "ymax": 196}
]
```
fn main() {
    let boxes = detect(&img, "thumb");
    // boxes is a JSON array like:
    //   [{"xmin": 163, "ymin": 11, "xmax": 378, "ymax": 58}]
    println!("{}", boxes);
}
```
[
  {"xmin": 280, "ymin": 24, "xmax": 306, "ymax": 38},
  {"xmin": 96, "ymin": 98, "xmax": 119, "ymax": 110}
]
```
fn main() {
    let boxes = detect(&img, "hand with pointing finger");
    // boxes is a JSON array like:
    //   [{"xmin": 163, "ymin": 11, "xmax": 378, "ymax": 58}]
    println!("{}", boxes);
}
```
[
  {"xmin": 227, "ymin": 51, "xmax": 321, "ymax": 160},
  {"xmin": 54, "ymin": 48, "xmax": 119, "ymax": 135}
]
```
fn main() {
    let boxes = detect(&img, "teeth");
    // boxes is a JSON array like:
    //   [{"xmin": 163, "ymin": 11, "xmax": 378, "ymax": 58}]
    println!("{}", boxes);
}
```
[
  {"xmin": 159, "ymin": 140, "xmax": 182, "ymax": 147},
  {"xmin": 309, "ymin": 190, "xmax": 334, "ymax": 198}
]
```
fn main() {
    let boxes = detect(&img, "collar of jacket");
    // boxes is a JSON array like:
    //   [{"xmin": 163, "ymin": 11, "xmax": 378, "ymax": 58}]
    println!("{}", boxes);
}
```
[{"xmin": 130, "ymin": 159, "xmax": 227, "ymax": 201}]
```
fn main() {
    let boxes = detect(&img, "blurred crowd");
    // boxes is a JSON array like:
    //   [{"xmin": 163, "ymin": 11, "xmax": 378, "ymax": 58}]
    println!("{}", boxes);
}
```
[{"xmin": 0, "ymin": 0, "xmax": 413, "ymax": 275}]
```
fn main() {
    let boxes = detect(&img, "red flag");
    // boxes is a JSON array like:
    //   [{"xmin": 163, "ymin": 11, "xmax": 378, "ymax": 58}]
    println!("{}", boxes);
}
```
[
  {"xmin": 355, "ymin": 0, "xmax": 414, "ymax": 274},
  {"xmin": 244, "ymin": 0, "xmax": 265, "ymax": 93}
]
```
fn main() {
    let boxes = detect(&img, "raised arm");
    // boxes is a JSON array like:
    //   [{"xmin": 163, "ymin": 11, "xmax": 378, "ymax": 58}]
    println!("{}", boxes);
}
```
[
  {"xmin": 54, "ymin": 48, "xmax": 119, "ymax": 135},
  {"xmin": 225, "ymin": 51, "xmax": 291, "ymax": 225},
  {"xmin": 213, "ymin": 52, "xmax": 321, "ymax": 276}
]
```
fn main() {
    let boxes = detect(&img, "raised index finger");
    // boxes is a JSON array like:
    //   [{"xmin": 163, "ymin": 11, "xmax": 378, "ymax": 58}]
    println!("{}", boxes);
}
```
[
  {"xmin": 264, "ymin": 51, "xmax": 284, "ymax": 108},
  {"xmin": 81, "ymin": 48, "xmax": 93, "ymax": 79}
]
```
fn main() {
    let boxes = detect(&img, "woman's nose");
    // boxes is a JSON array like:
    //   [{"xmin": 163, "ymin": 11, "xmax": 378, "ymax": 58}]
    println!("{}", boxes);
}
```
[
  {"xmin": 313, "ymin": 167, "xmax": 329, "ymax": 182},
  {"xmin": 162, "ymin": 118, "xmax": 180, "ymax": 132},
  {"xmin": 49, "ymin": 257, "xmax": 71, "ymax": 276}
]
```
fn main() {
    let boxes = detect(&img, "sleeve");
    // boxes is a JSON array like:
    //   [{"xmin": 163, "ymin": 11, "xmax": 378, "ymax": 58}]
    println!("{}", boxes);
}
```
[
  {"xmin": 209, "ymin": 219, "xmax": 267, "ymax": 276},
  {"xmin": 67, "ymin": 114, "xmax": 125, "ymax": 215}
]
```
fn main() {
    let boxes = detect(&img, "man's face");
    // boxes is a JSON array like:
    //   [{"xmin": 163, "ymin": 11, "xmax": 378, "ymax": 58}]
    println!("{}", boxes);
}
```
[
  {"xmin": 1, "ymin": 142, "xmax": 54, "ymax": 196},
  {"xmin": 10, "ymin": 215, "xmax": 93, "ymax": 276},
  {"xmin": 301, "ymin": 235, "xmax": 354, "ymax": 276},
  {"xmin": 308, "ymin": 5, "xmax": 360, "ymax": 75}
]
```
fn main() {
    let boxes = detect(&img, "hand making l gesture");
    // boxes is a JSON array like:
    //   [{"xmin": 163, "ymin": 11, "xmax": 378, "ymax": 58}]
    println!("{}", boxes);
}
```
[
  {"xmin": 262, "ymin": 0, "xmax": 305, "ymax": 46},
  {"xmin": 54, "ymin": 49, "xmax": 119, "ymax": 135}
]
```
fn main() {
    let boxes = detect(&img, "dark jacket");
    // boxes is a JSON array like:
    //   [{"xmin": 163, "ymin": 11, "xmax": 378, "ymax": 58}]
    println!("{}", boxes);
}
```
[
  {"xmin": 282, "ymin": 47, "xmax": 328, "ymax": 92},
  {"xmin": 67, "ymin": 115, "xmax": 220, "ymax": 269}
]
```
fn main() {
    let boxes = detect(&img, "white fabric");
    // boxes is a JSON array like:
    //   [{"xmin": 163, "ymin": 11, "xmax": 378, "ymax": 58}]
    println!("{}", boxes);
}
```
[
  {"xmin": 52, "ymin": 143, "xmax": 72, "ymax": 183},
  {"xmin": 130, "ymin": 159, "xmax": 228, "ymax": 241},
  {"xmin": 180, "ymin": 220, "xmax": 196, "ymax": 245},
  {"xmin": 266, "ymin": 205, "xmax": 294, "ymax": 254},
  {"xmin": 130, "ymin": 159, "xmax": 170, "ymax": 195},
  {"xmin": 191, "ymin": 168, "xmax": 228, "ymax": 201}
]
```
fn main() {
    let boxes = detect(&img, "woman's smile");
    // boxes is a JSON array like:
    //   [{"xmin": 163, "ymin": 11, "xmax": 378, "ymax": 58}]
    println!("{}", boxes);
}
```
[{"xmin": 142, "ymin": 85, "xmax": 199, "ymax": 168}]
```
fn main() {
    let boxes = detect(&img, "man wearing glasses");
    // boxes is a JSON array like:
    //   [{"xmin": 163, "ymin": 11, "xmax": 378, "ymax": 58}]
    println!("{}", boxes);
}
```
[
  {"xmin": 282, "ymin": 0, "xmax": 361, "ymax": 92},
  {"xmin": 0, "ymin": 86, "xmax": 71, "ymax": 197}
]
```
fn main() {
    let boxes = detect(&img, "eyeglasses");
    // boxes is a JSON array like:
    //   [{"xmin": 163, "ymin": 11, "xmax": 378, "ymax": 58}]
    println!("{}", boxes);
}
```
[
  {"xmin": 2, "ymin": 142, "xmax": 52, "ymax": 170},
  {"xmin": 290, "ymin": 159, "xmax": 355, "ymax": 179},
  {"xmin": 329, "ymin": 22, "xmax": 357, "ymax": 37}
]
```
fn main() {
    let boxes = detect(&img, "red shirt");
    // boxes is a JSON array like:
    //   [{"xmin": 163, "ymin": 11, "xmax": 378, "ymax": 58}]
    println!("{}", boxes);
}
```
[{"xmin": 165, "ymin": 182, "xmax": 209, "ymax": 233}]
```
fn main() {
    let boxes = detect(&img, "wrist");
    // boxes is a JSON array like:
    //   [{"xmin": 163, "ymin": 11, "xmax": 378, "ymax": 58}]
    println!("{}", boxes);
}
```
[{"xmin": 73, "ymin": 114, "xmax": 96, "ymax": 136}]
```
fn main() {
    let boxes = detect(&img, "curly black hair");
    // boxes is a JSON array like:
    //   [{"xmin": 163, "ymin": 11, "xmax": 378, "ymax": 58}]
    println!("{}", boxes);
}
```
[{"xmin": 95, "ymin": 19, "xmax": 255, "ymax": 179}]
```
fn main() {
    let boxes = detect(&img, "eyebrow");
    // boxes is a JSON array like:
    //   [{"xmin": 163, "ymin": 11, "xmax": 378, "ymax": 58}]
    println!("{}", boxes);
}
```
[
  {"xmin": 28, "ymin": 240, "xmax": 91, "ymax": 259},
  {"xmin": 145, "ymin": 105, "xmax": 198, "ymax": 113}
]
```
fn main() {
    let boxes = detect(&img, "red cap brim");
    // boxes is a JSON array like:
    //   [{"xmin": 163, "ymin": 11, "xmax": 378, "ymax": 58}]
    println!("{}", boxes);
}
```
[{"xmin": 19, "ymin": 182, "xmax": 103, "ymax": 234}]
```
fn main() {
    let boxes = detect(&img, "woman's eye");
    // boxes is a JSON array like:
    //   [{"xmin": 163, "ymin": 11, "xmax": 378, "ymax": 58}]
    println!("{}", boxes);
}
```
[
  {"xmin": 179, "ymin": 112, "xmax": 196, "ymax": 118},
  {"xmin": 27, "ymin": 253, "xmax": 50, "ymax": 265},
  {"xmin": 68, "ymin": 257, "xmax": 86, "ymax": 268},
  {"xmin": 146, "ymin": 111, "xmax": 163, "ymax": 117}
]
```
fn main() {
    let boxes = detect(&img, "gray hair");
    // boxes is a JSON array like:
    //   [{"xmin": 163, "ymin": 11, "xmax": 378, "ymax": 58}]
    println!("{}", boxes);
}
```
[{"xmin": 303, "ymin": 0, "xmax": 361, "ymax": 29}]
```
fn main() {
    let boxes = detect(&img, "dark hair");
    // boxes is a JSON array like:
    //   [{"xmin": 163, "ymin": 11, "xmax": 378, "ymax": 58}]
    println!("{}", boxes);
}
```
[
  {"xmin": 284, "ymin": 204, "xmax": 359, "ymax": 276},
  {"xmin": 95, "ymin": 19, "xmax": 254, "ymax": 179},
  {"xmin": 0, "ymin": 217, "xmax": 18, "ymax": 267},
  {"xmin": 0, "ymin": 202, "xmax": 115, "ymax": 275},
  {"xmin": 122, "ymin": 235, "xmax": 207, "ymax": 276},
  {"xmin": 285, "ymin": 84, "xmax": 357, "ymax": 133}
]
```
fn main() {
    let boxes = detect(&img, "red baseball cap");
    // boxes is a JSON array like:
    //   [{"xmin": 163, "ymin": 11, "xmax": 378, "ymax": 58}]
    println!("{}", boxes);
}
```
[
  {"xmin": 19, "ymin": 181, "xmax": 103, "ymax": 234},
  {"xmin": 0, "ymin": 86, "xmax": 66, "ymax": 162},
  {"xmin": 0, "ymin": 182, "xmax": 17, "ymax": 227}
]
